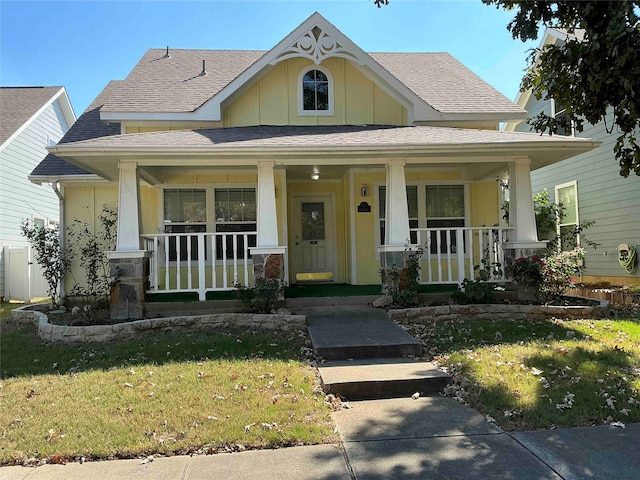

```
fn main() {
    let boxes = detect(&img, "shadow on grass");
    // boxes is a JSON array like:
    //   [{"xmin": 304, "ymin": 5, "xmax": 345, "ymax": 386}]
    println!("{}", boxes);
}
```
[
  {"xmin": 322, "ymin": 318, "xmax": 640, "ymax": 479},
  {"xmin": 0, "ymin": 322, "xmax": 305, "ymax": 379}
]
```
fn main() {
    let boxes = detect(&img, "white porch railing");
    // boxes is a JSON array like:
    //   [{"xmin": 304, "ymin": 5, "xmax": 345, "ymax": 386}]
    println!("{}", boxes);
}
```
[
  {"xmin": 142, "ymin": 232, "xmax": 256, "ymax": 300},
  {"xmin": 409, "ymin": 226, "xmax": 513, "ymax": 285}
]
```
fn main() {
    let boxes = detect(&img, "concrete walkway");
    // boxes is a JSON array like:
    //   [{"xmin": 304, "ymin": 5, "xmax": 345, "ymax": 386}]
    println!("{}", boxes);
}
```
[{"xmin": 3, "ymin": 396, "xmax": 639, "ymax": 479}]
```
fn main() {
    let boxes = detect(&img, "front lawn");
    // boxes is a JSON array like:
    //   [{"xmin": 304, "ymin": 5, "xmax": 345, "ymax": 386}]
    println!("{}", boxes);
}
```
[
  {"xmin": 406, "ymin": 317, "xmax": 640, "ymax": 431},
  {"xmin": 0, "ymin": 322, "xmax": 335, "ymax": 465}
]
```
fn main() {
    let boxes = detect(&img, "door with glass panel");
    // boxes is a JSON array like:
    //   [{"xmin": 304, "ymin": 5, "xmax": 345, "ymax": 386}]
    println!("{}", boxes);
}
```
[{"xmin": 291, "ymin": 195, "xmax": 335, "ymax": 282}]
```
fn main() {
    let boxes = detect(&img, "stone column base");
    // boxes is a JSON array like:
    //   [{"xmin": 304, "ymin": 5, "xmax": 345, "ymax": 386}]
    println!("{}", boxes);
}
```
[
  {"xmin": 249, "ymin": 247, "xmax": 287, "ymax": 282},
  {"xmin": 503, "ymin": 241, "xmax": 547, "ymax": 273},
  {"xmin": 106, "ymin": 251, "xmax": 150, "ymax": 320},
  {"xmin": 377, "ymin": 245, "xmax": 419, "ymax": 295}
]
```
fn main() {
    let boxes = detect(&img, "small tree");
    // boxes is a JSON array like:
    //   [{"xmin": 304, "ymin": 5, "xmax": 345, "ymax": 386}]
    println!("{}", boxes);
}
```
[
  {"xmin": 20, "ymin": 220, "xmax": 70, "ymax": 309},
  {"xmin": 65, "ymin": 205, "xmax": 117, "ymax": 319}
]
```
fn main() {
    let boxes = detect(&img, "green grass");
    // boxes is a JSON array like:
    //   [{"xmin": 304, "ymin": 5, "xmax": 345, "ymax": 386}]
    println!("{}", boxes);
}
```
[
  {"xmin": 406, "ymin": 317, "xmax": 640, "ymax": 431},
  {"xmin": 0, "ymin": 323, "xmax": 335, "ymax": 465}
]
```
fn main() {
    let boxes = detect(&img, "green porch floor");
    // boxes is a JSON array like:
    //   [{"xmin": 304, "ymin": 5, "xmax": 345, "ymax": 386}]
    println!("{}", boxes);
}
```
[{"xmin": 147, "ymin": 283, "xmax": 457, "ymax": 303}]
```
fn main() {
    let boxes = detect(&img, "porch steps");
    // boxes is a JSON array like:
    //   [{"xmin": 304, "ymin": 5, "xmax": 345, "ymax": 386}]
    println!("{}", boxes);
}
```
[
  {"xmin": 305, "ymin": 306, "xmax": 422, "ymax": 360},
  {"xmin": 304, "ymin": 306, "xmax": 450, "ymax": 400},
  {"xmin": 318, "ymin": 358, "xmax": 450, "ymax": 400}
]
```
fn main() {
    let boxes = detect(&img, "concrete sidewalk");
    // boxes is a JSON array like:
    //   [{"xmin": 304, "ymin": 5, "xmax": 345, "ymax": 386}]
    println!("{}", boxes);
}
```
[{"xmin": 3, "ymin": 396, "xmax": 639, "ymax": 479}]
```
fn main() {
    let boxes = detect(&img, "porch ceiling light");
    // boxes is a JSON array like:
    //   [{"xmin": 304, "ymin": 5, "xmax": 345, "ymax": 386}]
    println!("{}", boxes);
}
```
[{"xmin": 311, "ymin": 167, "xmax": 320, "ymax": 181}]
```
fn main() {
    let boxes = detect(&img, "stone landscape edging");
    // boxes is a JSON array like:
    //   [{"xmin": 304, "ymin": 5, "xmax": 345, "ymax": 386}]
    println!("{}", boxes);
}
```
[
  {"xmin": 12, "ymin": 306, "xmax": 306, "ymax": 344},
  {"xmin": 12, "ymin": 298, "xmax": 608, "ymax": 344},
  {"xmin": 388, "ymin": 299, "xmax": 609, "ymax": 324}
]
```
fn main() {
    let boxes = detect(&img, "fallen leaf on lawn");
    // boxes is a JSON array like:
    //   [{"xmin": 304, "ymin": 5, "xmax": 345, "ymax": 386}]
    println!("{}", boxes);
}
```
[
  {"xmin": 197, "ymin": 372, "xmax": 212, "ymax": 379},
  {"xmin": 244, "ymin": 423, "xmax": 255, "ymax": 432},
  {"xmin": 530, "ymin": 367, "xmax": 544, "ymax": 376},
  {"xmin": 47, "ymin": 429, "xmax": 65, "ymax": 442},
  {"xmin": 123, "ymin": 382, "xmax": 133, "ymax": 388},
  {"xmin": 230, "ymin": 374, "xmax": 239, "ymax": 380},
  {"xmin": 206, "ymin": 415, "xmax": 218, "ymax": 421},
  {"xmin": 128, "ymin": 369, "xmax": 136, "ymax": 375}
]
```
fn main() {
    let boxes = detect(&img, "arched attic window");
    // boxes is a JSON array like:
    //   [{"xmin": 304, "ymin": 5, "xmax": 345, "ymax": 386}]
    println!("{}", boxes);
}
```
[{"xmin": 298, "ymin": 65, "xmax": 334, "ymax": 116}]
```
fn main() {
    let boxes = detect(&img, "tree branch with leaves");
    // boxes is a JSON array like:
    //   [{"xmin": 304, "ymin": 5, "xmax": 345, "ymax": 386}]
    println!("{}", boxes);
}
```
[{"xmin": 482, "ymin": 0, "xmax": 640, "ymax": 177}]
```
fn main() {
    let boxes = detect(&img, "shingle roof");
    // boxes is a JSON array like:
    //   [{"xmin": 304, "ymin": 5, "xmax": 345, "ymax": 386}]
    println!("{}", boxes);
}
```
[
  {"xmin": 0, "ymin": 86, "xmax": 63, "ymax": 146},
  {"xmin": 31, "ymin": 81, "xmax": 121, "ymax": 177},
  {"xmin": 100, "ymin": 49, "xmax": 524, "ymax": 115},
  {"xmin": 369, "ymin": 53, "xmax": 524, "ymax": 114},
  {"xmin": 54, "ymin": 124, "xmax": 593, "ymax": 150},
  {"xmin": 101, "ymin": 50, "xmax": 265, "ymax": 113}
]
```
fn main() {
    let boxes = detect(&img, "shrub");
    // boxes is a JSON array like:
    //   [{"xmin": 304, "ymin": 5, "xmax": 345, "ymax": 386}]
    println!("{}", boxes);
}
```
[
  {"xmin": 508, "ymin": 255, "xmax": 545, "ymax": 289},
  {"xmin": 20, "ymin": 220, "xmax": 70, "ymax": 309},
  {"xmin": 235, "ymin": 277, "xmax": 285, "ymax": 313},
  {"xmin": 451, "ymin": 279, "xmax": 499, "ymax": 304},
  {"xmin": 381, "ymin": 246, "xmax": 422, "ymax": 308},
  {"xmin": 540, "ymin": 247, "xmax": 585, "ymax": 299}
]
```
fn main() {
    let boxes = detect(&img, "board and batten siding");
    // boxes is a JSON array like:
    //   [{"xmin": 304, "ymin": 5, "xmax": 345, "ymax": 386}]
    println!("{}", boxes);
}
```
[
  {"xmin": 0, "ymin": 99, "xmax": 69, "ymax": 299},
  {"xmin": 517, "ymin": 98, "xmax": 640, "ymax": 283}
]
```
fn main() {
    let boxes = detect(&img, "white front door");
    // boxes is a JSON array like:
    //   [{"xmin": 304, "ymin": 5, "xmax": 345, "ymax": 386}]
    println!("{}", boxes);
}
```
[{"xmin": 291, "ymin": 195, "xmax": 335, "ymax": 282}]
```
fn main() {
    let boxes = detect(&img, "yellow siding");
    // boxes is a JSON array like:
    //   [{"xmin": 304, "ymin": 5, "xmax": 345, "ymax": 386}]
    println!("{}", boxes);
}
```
[
  {"xmin": 224, "ymin": 58, "xmax": 406, "ymax": 127},
  {"xmin": 373, "ymin": 84, "xmax": 404, "ymax": 125},
  {"xmin": 470, "ymin": 182, "xmax": 500, "ymax": 227},
  {"xmin": 63, "ymin": 186, "xmax": 118, "ymax": 292},
  {"xmin": 353, "ymin": 172, "xmax": 385, "ymax": 285}
]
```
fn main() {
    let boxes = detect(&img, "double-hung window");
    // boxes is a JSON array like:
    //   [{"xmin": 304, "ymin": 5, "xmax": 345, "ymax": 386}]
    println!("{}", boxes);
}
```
[
  {"xmin": 555, "ymin": 182, "xmax": 579, "ymax": 251},
  {"xmin": 425, "ymin": 185, "xmax": 466, "ymax": 254},
  {"xmin": 378, "ymin": 185, "xmax": 419, "ymax": 245},
  {"xmin": 163, "ymin": 189, "xmax": 207, "ymax": 261},
  {"xmin": 214, "ymin": 188, "xmax": 257, "ymax": 259},
  {"xmin": 552, "ymin": 99, "xmax": 574, "ymax": 137}
]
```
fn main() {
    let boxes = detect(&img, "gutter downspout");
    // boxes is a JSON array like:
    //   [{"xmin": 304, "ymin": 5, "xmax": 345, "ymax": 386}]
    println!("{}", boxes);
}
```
[{"xmin": 51, "ymin": 181, "xmax": 65, "ymax": 302}]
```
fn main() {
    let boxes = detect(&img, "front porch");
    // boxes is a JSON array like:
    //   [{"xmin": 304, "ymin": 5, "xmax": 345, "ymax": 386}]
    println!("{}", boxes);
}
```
[
  {"xmin": 140, "ymin": 225, "xmax": 514, "ymax": 301},
  {"xmin": 44, "ymin": 125, "xmax": 599, "ymax": 320}
]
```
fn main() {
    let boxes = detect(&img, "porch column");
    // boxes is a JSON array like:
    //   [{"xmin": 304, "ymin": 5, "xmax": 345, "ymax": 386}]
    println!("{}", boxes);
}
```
[
  {"xmin": 504, "ymin": 157, "xmax": 546, "ymax": 265},
  {"xmin": 250, "ymin": 161, "xmax": 286, "ymax": 282},
  {"xmin": 256, "ymin": 161, "xmax": 279, "ymax": 247},
  {"xmin": 384, "ymin": 160, "xmax": 410, "ymax": 245},
  {"xmin": 106, "ymin": 161, "xmax": 149, "ymax": 320},
  {"xmin": 378, "ymin": 160, "xmax": 413, "ymax": 295}
]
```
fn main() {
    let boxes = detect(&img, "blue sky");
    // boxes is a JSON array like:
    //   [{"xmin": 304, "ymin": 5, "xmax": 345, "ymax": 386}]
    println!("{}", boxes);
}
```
[{"xmin": 1, "ymin": 0, "xmax": 538, "ymax": 116}]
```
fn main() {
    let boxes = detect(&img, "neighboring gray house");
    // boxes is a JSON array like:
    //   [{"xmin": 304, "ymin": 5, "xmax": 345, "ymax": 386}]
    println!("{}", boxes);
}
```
[
  {"xmin": 0, "ymin": 86, "xmax": 76, "ymax": 301},
  {"xmin": 505, "ymin": 28, "xmax": 640, "ymax": 286}
]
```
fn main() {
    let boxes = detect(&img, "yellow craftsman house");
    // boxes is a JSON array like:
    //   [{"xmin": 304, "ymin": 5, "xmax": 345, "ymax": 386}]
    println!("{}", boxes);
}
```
[{"xmin": 31, "ymin": 13, "xmax": 598, "ymax": 318}]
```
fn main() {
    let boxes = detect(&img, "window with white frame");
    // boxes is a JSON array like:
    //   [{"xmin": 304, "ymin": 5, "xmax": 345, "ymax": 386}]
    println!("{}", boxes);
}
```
[
  {"xmin": 163, "ymin": 188, "xmax": 258, "ymax": 261},
  {"xmin": 555, "ymin": 182, "xmax": 579, "ymax": 251},
  {"xmin": 425, "ymin": 185, "xmax": 466, "ymax": 254},
  {"xmin": 299, "ymin": 66, "xmax": 333, "ymax": 115},
  {"xmin": 214, "ymin": 188, "xmax": 257, "ymax": 259},
  {"xmin": 163, "ymin": 189, "xmax": 207, "ymax": 261},
  {"xmin": 378, "ymin": 185, "xmax": 419, "ymax": 245},
  {"xmin": 552, "ymin": 99, "xmax": 574, "ymax": 137}
]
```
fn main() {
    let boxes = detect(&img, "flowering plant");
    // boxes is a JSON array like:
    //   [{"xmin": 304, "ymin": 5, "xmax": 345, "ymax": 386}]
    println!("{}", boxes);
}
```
[
  {"xmin": 540, "ymin": 247, "xmax": 585, "ymax": 298},
  {"xmin": 508, "ymin": 255, "xmax": 545, "ymax": 288}
]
